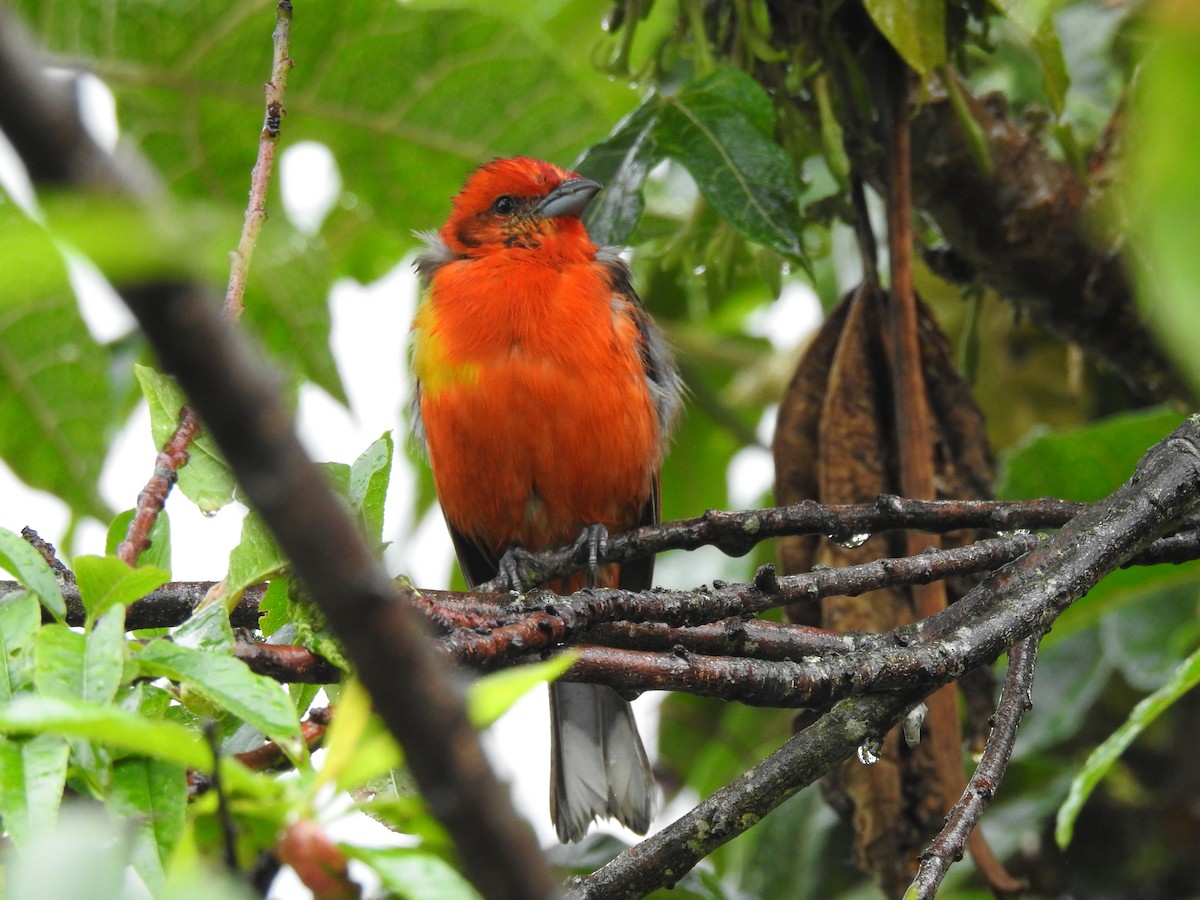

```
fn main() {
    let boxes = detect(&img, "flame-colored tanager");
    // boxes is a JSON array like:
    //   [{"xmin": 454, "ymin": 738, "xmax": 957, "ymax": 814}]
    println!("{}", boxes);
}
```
[{"xmin": 410, "ymin": 157, "xmax": 681, "ymax": 842}]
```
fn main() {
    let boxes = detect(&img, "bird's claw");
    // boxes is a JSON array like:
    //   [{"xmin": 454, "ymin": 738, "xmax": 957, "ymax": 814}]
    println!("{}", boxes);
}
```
[
  {"xmin": 571, "ymin": 524, "xmax": 609, "ymax": 588},
  {"xmin": 497, "ymin": 546, "xmax": 537, "ymax": 593}
]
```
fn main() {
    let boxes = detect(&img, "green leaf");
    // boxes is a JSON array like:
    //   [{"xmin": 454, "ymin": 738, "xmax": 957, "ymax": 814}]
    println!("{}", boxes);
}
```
[
  {"xmin": 36, "ymin": 612, "xmax": 125, "ymax": 710},
  {"xmin": 0, "ymin": 695, "xmax": 212, "ymax": 770},
  {"xmin": 316, "ymin": 678, "xmax": 398, "ymax": 794},
  {"xmin": 0, "ymin": 526, "xmax": 66, "ymax": 619},
  {"xmin": 1056, "ymin": 643, "xmax": 1200, "ymax": 848},
  {"xmin": 172, "ymin": 601, "xmax": 236, "ymax": 654},
  {"xmin": 106, "ymin": 509, "xmax": 173, "ymax": 573},
  {"xmin": 991, "ymin": 0, "xmax": 1071, "ymax": 115},
  {"xmin": 655, "ymin": 70, "xmax": 804, "ymax": 259},
  {"xmin": 349, "ymin": 432, "xmax": 394, "ymax": 545},
  {"xmin": 0, "ymin": 734, "xmax": 71, "ymax": 848},
  {"xmin": 73, "ymin": 555, "xmax": 170, "ymax": 623},
  {"xmin": 133, "ymin": 364, "xmax": 236, "ymax": 513},
  {"xmin": 109, "ymin": 757, "xmax": 188, "ymax": 897},
  {"xmin": 84, "ymin": 607, "xmax": 129, "ymax": 706},
  {"xmin": 1126, "ymin": 8, "xmax": 1200, "ymax": 398},
  {"xmin": 136, "ymin": 641, "xmax": 300, "ymax": 743},
  {"xmin": 342, "ymin": 846, "xmax": 480, "ymax": 900},
  {"xmin": 468, "ymin": 654, "xmax": 577, "ymax": 729},
  {"xmin": 35, "ymin": 625, "xmax": 87, "ymax": 700},
  {"xmin": 862, "ymin": 0, "xmax": 947, "ymax": 76},
  {"xmin": 16, "ymin": 0, "xmax": 635, "ymax": 281},
  {"xmin": 1100, "ymin": 583, "xmax": 1200, "ymax": 691},
  {"xmin": 577, "ymin": 97, "xmax": 662, "ymax": 246},
  {"xmin": 0, "ymin": 206, "xmax": 115, "ymax": 522},
  {"xmin": 0, "ymin": 591, "xmax": 41, "ymax": 701},
  {"xmin": 997, "ymin": 407, "xmax": 1186, "ymax": 502},
  {"xmin": 243, "ymin": 227, "xmax": 346, "ymax": 404},
  {"xmin": 226, "ymin": 512, "xmax": 288, "ymax": 595},
  {"xmin": 257, "ymin": 577, "xmax": 291, "ymax": 638}
]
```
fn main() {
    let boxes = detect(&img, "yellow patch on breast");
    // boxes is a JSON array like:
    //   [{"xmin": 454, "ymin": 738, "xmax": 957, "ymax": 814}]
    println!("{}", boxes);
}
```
[{"xmin": 412, "ymin": 301, "xmax": 480, "ymax": 395}]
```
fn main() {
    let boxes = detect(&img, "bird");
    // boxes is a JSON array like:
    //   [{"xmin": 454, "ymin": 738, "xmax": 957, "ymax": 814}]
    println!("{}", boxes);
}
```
[{"xmin": 409, "ymin": 156, "xmax": 682, "ymax": 842}]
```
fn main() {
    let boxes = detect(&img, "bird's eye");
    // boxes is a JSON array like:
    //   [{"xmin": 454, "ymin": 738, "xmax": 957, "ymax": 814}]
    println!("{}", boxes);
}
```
[{"xmin": 491, "ymin": 195, "xmax": 517, "ymax": 216}]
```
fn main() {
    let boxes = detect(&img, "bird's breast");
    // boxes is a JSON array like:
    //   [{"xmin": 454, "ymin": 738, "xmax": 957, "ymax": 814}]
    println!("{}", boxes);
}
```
[{"xmin": 414, "ymin": 257, "xmax": 660, "ymax": 550}]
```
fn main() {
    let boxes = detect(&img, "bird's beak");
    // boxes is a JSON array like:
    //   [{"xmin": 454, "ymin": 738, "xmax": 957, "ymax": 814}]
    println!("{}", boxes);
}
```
[{"xmin": 535, "ymin": 177, "xmax": 602, "ymax": 219}]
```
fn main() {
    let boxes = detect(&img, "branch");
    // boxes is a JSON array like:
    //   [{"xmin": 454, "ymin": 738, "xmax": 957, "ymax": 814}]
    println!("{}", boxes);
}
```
[
  {"xmin": 120, "ymin": 280, "xmax": 557, "ymax": 899},
  {"xmin": 476, "ymin": 495, "xmax": 1087, "ymax": 591},
  {"xmin": 568, "ymin": 686, "xmax": 925, "ymax": 898},
  {"xmin": 908, "ymin": 636, "xmax": 1038, "ymax": 897},
  {"xmin": 223, "ymin": 0, "xmax": 293, "ymax": 320},
  {"xmin": 569, "ymin": 416, "xmax": 1200, "ymax": 897}
]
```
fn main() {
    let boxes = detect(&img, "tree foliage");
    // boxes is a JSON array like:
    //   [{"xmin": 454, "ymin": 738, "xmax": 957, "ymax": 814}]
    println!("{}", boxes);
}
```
[{"xmin": 1, "ymin": 1, "xmax": 1200, "ymax": 898}]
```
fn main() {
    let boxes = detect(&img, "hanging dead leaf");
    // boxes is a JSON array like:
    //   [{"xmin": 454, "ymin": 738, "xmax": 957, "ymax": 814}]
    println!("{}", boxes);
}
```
[{"xmin": 772, "ymin": 282, "xmax": 998, "ymax": 897}]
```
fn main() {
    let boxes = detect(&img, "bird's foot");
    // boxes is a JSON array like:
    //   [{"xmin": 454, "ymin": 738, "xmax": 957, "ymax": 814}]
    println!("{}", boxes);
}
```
[
  {"xmin": 496, "ymin": 546, "xmax": 538, "ymax": 593},
  {"xmin": 570, "ymin": 523, "xmax": 609, "ymax": 588}
]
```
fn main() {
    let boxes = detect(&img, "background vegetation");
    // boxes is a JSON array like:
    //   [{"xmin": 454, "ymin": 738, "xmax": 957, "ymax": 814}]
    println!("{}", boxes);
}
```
[{"xmin": 1, "ymin": 0, "xmax": 1199, "ymax": 897}]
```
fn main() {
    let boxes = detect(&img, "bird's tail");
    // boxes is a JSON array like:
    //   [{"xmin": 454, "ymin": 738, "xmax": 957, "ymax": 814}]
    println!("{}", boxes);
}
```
[{"xmin": 549, "ymin": 681, "xmax": 655, "ymax": 843}]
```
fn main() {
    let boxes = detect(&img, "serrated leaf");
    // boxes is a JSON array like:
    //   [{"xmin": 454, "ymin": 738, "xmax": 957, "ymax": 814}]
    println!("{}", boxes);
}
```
[
  {"xmin": 109, "ymin": 757, "xmax": 188, "ymax": 897},
  {"xmin": 655, "ymin": 70, "xmax": 804, "ymax": 258},
  {"xmin": 468, "ymin": 654, "xmax": 577, "ymax": 729},
  {"xmin": 0, "ymin": 206, "xmax": 114, "ymax": 522},
  {"xmin": 73, "ymin": 555, "xmax": 170, "ymax": 623},
  {"xmin": 0, "ymin": 734, "xmax": 71, "ymax": 849},
  {"xmin": 226, "ymin": 512, "xmax": 288, "ymax": 595},
  {"xmin": 349, "ymin": 433, "xmax": 394, "ymax": 545},
  {"xmin": 0, "ymin": 527, "xmax": 66, "ymax": 619},
  {"xmin": 862, "ymin": 0, "xmax": 947, "ymax": 77},
  {"xmin": 342, "ymin": 846, "xmax": 480, "ymax": 900},
  {"xmin": 577, "ymin": 97, "xmax": 662, "ymax": 246},
  {"xmin": 1056, "ymin": 643, "xmax": 1200, "ymax": 848},
  {"xmin": 133, "ymin": 364, "xmax": 236, "ymax": 513},
  {"xmin": 136, "ymin": 641, "xmax": 300, "ymax": 743},
  {"xmin": 106, "ymin": 509, "xmax": 172, "ymax": 573},
  {"xmin": 992, "ymin": 0, "xmax": 1071, "ymax": 114},
  {"xmin": 0, "ymin": 591, "xmax": 41, "ymax": 701},
  {"xmin": 0, "ymin": 695, "xmax": 212, "ymax": 770}
]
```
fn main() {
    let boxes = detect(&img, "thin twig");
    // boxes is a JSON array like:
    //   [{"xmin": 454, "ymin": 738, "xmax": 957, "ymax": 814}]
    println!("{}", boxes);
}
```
[
  {"xmin": 119, "ymin": 1, "xmax": 294, "ymax": 565},
  {"xmin": 908, "ymin": 636, "xmax": 1038, "ymax": 897},
  {"xmin": 116, "ymin": 407, "xmax": 200, "ymax": 565},
  {"xmin": 224, "ymin": 0, "xmax": 294, "ymax": 320}
]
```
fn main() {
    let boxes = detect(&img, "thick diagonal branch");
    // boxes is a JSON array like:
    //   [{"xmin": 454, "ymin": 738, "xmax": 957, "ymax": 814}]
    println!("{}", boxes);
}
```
[{"xmin": 120, "ymin": 281, "xmax": 557, "ymax": 900}]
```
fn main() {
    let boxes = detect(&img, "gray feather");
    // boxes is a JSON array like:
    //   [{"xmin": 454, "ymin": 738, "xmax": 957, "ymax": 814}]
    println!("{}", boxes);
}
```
[{"xmin": 550, "ymin": 681, "xmax": 654, "ymax": 843}]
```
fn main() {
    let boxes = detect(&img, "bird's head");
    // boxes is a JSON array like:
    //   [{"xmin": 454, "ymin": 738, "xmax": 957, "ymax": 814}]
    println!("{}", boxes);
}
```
[{"xmin": 440, "ymin": 157, "xmax": 602, "ymax": 258}]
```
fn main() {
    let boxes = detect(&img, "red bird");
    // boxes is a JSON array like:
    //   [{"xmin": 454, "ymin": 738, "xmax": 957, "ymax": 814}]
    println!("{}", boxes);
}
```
[{"xmin": 410, "ymin": 157, "xmax": 681, "ymax": 842}]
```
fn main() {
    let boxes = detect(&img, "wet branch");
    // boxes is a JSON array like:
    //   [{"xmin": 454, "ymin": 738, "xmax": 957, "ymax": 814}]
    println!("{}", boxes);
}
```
[
  {"xmin": 908, "ymin": 636, "xmax": 1039, "ymax": 897},
  {"xmin": 568, "ymin": 416, "xmax": 1200, "ymax": 897}
]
